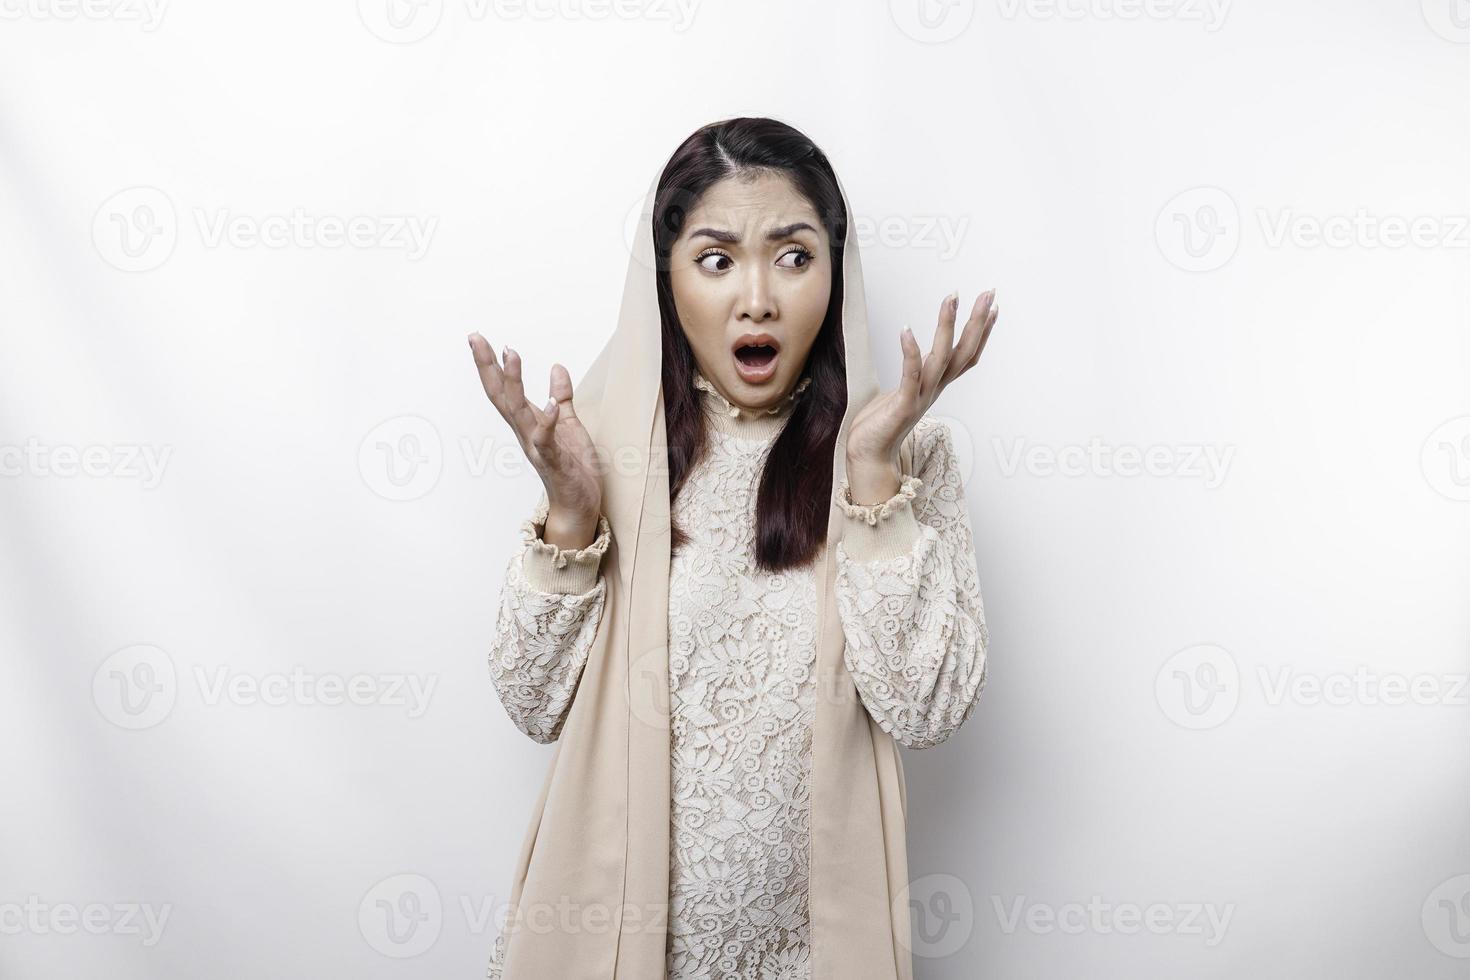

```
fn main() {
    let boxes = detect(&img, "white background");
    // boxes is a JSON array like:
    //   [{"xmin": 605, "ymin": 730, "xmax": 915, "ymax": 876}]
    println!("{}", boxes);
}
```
[{"xmin": 2, "ymin": 1, "xmax": 1468, "ymax": 977}]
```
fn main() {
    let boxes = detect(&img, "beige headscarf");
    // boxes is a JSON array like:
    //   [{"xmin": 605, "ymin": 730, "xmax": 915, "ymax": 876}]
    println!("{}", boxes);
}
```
[{"xmin": 495, "ymin": 143, "xmax": 920, "ymax": 980}]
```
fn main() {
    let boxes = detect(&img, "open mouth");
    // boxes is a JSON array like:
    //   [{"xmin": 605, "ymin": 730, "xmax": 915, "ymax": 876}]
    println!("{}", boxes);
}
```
[
  {"xmin": 731, "ymin": 334, "xmax": 781, "ymax": 381},
  {"xmin": 733, "ymin": 344, "xmax": 778, "ymax": 368}
]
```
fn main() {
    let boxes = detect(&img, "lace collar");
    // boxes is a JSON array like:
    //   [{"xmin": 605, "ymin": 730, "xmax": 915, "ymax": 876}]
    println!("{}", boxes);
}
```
[{"xmin": 691, "ymin": 369, "xmax": 813, "ymax": 420}]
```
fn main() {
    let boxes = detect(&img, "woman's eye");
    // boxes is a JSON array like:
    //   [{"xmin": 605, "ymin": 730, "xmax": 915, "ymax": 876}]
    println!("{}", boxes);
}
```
[
  {"xmin": 696, "ymin": 251, "xmax": 732, "ymax": 273},
  {"xmin": 776, "ymin": 248, "xmax": 812, "ymax": 269}
]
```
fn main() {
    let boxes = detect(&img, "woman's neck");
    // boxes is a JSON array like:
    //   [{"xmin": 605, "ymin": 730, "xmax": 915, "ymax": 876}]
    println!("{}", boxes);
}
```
[{"xmin": 693, "ymin": 369, "xmax": 812, "ymax": 442}]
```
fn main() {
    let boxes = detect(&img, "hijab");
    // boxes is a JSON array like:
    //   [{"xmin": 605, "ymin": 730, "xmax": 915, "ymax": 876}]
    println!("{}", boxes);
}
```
[{"xmin": 495, "ymin": 145, "xmax": 921, "ymax": 980}]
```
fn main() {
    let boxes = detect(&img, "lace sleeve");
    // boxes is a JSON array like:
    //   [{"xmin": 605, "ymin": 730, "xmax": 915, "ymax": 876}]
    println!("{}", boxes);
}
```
[
  {"xmin": 833, "ymin": 417, "xmax": 990, "ymax": 749},
  {"xmin": 486, "ymin": 497, "xmax": 612, "ymax": 745}
]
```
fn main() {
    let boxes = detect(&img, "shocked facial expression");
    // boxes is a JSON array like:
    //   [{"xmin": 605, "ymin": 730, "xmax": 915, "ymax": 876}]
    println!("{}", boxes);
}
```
[{"xmin": 668, "ymin": 170, "xmax": 833, "ymax": 414}]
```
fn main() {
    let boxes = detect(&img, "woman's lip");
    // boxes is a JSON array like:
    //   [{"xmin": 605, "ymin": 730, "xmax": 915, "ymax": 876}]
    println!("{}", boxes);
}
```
[
  {"xmin": 732, "ymin": 349, "xmax": 778, "ymax": 383},
  {"xmin": 733, "ymin": 333, "xmax": 779, "ymax": 353}
]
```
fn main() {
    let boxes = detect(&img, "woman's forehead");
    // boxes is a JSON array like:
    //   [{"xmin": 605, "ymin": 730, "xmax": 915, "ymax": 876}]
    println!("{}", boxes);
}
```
[{"xmin": 678, "ymin": 174, "xmax": 823, "ymax": 242}]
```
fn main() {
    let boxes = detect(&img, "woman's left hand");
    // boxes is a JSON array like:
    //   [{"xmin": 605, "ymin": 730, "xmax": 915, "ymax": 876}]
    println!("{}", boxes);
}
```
[{"xmin": 844, "ymin": 289, "xmax": 999, "ymax": 504}]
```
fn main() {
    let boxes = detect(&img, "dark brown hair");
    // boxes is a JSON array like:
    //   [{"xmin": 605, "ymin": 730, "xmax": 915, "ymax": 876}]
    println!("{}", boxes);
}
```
[{"xmin": 653, "ymin": 117, "xmax": 849, "ymax": 573}]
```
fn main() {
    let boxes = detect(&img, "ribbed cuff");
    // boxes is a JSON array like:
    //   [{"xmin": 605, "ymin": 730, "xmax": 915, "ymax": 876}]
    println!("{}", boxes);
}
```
[
  {"xmin": 835, "ymin": 475, "xmax": 924, "ymax": 562},
  {"xmin": 519, "ymin": 499, "xmax": 612, "ymax": 595}
]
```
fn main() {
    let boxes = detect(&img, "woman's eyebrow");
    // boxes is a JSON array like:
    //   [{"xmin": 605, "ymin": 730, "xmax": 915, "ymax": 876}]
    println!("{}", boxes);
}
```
[{"xmin": 688, "ymin": 222, "xmax": 818, "ymax": 244}]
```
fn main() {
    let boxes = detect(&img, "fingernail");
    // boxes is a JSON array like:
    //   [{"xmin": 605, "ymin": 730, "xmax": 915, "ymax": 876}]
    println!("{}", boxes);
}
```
[{"xmin": 504, "ymin": 345, "xmax": 513, "ymax": 361}]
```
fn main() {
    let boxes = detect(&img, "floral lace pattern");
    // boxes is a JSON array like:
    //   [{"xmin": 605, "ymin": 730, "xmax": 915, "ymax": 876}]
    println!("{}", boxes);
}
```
[
  {"xmin": 664, "ymin": 425, "xmax": 818, "ymax": 980},
  {"xmin": 834, "ymin": 418, "xmax": 990, "ymax": 750},
  {"xmin": 485, "ymin": 535, "xmax": 608, "ymax": 746},
  {"xmin": 484, "ymin": 411, "xmax": 989, "ymax": 979}
]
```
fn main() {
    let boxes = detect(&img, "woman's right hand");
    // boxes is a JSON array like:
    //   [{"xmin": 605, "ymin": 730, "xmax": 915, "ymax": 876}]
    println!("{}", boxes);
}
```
[{"xmin": 468, "ymin": 333, "xmax": 603, "ymax": 549}]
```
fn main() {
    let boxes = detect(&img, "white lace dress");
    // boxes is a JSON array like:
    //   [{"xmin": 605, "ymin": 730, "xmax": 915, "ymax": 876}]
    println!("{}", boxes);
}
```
[{"xmin": 485, "ymin": 371, "xmax": 989, "ymax": 980}]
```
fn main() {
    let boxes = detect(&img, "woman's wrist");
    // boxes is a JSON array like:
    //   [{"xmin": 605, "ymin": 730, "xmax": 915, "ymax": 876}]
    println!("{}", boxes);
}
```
[
  {"xmin": 542, "ymin": 503, "xmax": 601, "ymax": 551},
  {"xmin": 522, "ymin": 503, "xmax": 610, "ymax": 595},
  {"xmin": 844, "ymin": 453, "xmax": 902, "ymax": 505}
]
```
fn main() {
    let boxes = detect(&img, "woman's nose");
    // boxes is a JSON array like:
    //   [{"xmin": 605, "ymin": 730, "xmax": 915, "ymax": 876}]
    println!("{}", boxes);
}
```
[{"xmin": 735, "ymin": 268, "xmax": 775, "ymax": 322}]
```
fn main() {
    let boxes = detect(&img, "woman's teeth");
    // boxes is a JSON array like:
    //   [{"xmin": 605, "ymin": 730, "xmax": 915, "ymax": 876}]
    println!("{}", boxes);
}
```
[
  {"xmin": 735, "ymin": 345, "xmax": 777, "ymax": 366},
  {"xmin": 732, "ymin": 345, "xmax": 779, "ymax": 381}
]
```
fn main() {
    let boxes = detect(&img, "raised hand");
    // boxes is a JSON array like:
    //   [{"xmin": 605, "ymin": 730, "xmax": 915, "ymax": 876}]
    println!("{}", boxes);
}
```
[
  {"xmin": 468, "ymin": 333, "xmax": 603, "ymax": 548},
  {"xmin": 845, "ymin": 289, "xmax": 999, "ymax": 503}
]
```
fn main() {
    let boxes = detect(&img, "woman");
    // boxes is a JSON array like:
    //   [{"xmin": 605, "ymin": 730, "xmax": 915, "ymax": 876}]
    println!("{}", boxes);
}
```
[{"xmin": 468, "ymin": 117, "xmax": 999, "ymax": 980}]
